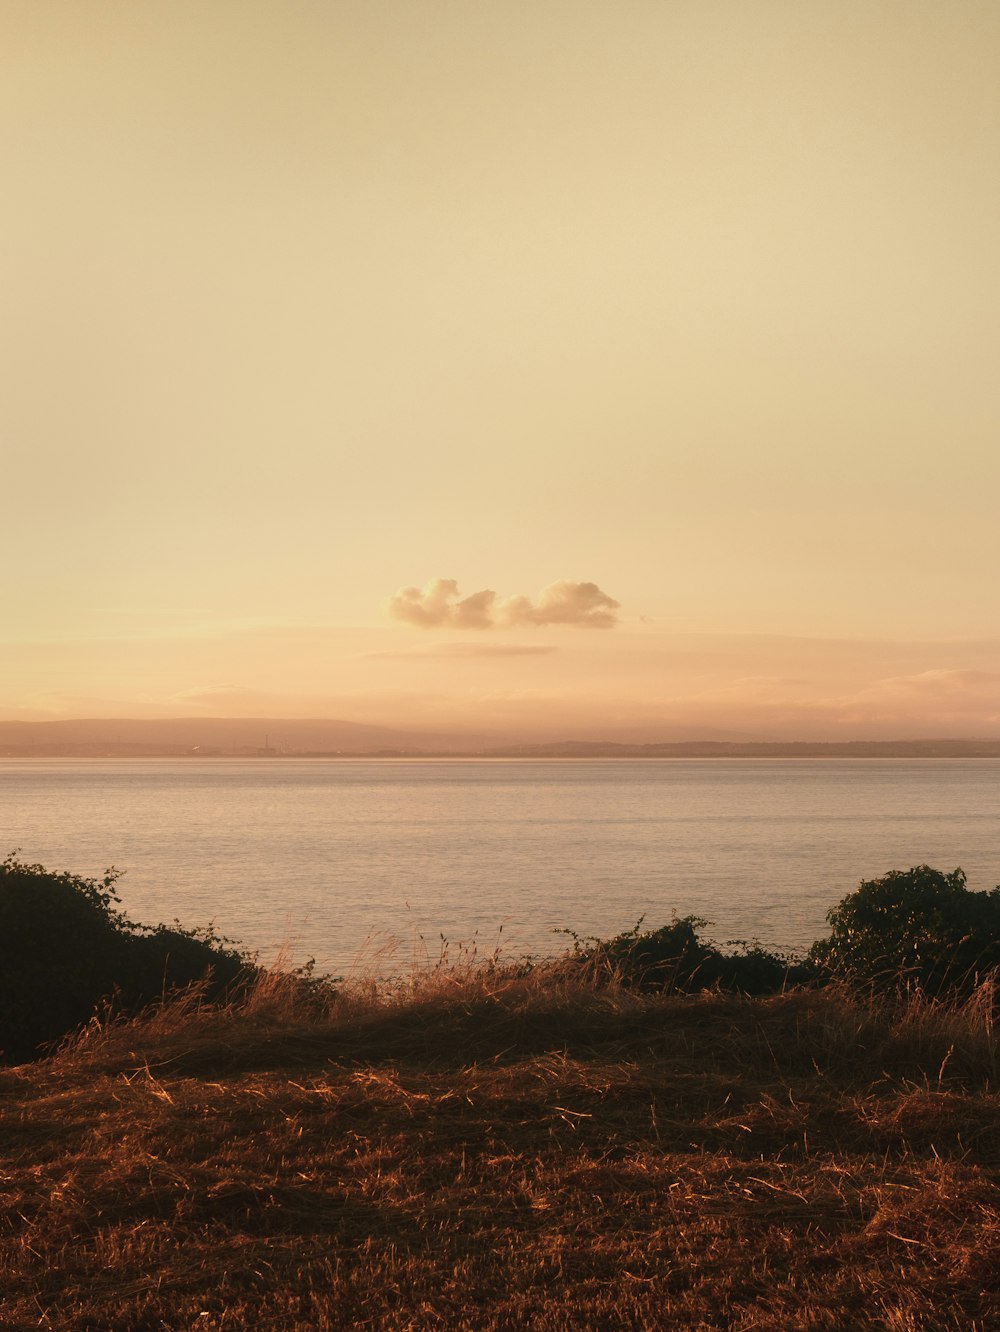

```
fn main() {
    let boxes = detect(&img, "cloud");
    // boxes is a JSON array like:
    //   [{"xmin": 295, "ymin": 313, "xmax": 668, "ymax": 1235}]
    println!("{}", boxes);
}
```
[
  {"xmin": 500, "ymin": 580, "xmax": 620, "ymax": 629},
  {"xmin": 386, "ymin": 578, "xmax": 620, "ymax": 630},
  {"xmin": 386, "ymin": 579, "xmax": 496, "ymax": 629},
  {"xmin": 431, "ymin": 643, "xmax": 559, "ymax": 657},
  {"xmin": 650, "ymin": 666, "xmax": 1000, "ymax": 739},
  {"xmin": 367, "ymin": 643, "xmax": 558, "ymax": 659},
  {"xmin": 856, "ymin": 669, "xmax": 1000, "ymax": 699},
  {"xmin": 170, "ymin": 684, "xmax": 283, "ymax": 711}
]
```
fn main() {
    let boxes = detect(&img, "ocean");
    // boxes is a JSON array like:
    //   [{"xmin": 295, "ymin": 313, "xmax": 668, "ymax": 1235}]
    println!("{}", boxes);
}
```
[{"xmin": 1, "ymin": 757, "xmax": 997, "ymax": 976}]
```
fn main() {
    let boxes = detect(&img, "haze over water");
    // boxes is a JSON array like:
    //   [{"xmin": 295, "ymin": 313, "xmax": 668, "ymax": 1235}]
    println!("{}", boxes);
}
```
[{"xmin": 3, "ymin": 758, "xmax": 996, "ymax": 977}]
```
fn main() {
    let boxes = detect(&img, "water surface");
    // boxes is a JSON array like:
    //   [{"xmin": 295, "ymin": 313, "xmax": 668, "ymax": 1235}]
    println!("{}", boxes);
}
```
[{"xmin": 1, "ymin": 758, "xmax": 996, "ymax": 975}]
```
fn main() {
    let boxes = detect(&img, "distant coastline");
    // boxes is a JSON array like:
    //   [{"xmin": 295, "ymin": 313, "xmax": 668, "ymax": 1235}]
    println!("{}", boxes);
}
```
[
  {"xmin": 3, "ymin": 739, "xmax": 1000, "ymax": 760},
  {"xmin": 3, "ymin": 717, "xmax": 999, "ymax": 759}
]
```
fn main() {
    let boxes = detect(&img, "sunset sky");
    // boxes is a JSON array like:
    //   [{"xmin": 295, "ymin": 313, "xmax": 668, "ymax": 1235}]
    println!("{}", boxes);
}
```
[{"xmin": 4, "ymin": 1, "xmax": 999, "ymax": 740}]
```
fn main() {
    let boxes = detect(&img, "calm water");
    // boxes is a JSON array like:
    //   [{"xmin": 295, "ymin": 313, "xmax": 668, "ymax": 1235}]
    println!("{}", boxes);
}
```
[{"xmin": 1, "ymin": 758, "xmax": 997, "ymax": 975}]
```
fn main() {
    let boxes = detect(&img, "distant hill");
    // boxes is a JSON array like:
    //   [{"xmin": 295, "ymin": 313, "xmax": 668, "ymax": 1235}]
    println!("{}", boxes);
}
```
[
  {"xmin": 487, "ymin": 739, "xmax": 1000, "ymax": 759},
  {"xmin": 548, "ymin": 725, "xmax": 768, "ymax": 745},
  {"xmin": 1, "ymin": 719, "xmax": 998, "ymax": 759},
  {"xmin": 0, "ymin": 717, "xmax": 497, "ymax": 756}
]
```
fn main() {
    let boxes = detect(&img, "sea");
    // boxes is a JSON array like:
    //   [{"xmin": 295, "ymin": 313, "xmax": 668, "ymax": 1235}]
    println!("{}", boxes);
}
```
[{"xmin": 1, "ymin": 758, "xmax": 997, "ymax": 977}]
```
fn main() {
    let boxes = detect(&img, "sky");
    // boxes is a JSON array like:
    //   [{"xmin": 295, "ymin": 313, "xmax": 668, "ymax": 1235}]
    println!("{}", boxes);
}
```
[{"xmin": 3, "ymin": 1, "xmax": 999, "ymax": 740}]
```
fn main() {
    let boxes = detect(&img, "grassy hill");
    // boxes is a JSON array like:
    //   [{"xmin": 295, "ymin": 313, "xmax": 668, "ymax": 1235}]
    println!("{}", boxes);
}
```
[{"xmin": 3, "ymin": 964, "xmax": 999, "ymax": 1330}]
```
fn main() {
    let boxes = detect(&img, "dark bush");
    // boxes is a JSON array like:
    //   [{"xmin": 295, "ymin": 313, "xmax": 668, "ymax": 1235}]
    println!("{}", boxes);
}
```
[
  {"xmin": 0, "ymin": 855, "xmax": 254, "ymax": 1062},
  {"xmin": 809, "ymin": 865, "xmax": 1000, "ymax": 996},
  {"xmin": 562, "ymin": 917, "xmax": 810, "ymax": 995}
]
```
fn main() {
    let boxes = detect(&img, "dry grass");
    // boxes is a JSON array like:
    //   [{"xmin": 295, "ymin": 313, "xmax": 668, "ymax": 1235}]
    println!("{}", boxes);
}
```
[{"xmin": 2, "ymin": 964, "xmax": 999, "ymax": 1330}]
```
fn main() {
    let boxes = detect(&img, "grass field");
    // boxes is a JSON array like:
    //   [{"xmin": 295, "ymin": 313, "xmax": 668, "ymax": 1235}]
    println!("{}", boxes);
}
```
[{"xmin": 2, "ymin": 963, "xmax": 999, "ymax": 1330}]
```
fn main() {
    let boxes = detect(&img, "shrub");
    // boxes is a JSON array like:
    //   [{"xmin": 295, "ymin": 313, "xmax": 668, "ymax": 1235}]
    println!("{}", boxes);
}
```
[
  {"xmin": 0, "ymin": 855, "xmax": 254, "ymax": 1062},
  {"xmin": 560, "ymin": 917, "xmax": 810, "ymax": 995},
  {"xmin": 809, "ymin": 865, "xmax": 1000, "ymax": 996}
]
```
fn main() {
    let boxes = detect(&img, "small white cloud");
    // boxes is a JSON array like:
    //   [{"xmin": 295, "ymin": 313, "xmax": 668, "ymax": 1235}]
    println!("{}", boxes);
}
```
[
  {"xmin": 386, "ymin": 578, "xmax": 619, "ymax": 630},
  {"xmin": 386, "ymin": 579, "xmax": 496, "ymax": 628},
  {"xmin": 500, "ymin": 580, "xmax": 620, "ymax": 629}
]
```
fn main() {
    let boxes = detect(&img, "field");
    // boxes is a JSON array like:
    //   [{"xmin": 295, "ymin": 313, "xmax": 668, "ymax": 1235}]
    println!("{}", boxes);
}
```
[{"xmin": 2, "ymin": 963, "xmax": 999, "ymax": 1331}]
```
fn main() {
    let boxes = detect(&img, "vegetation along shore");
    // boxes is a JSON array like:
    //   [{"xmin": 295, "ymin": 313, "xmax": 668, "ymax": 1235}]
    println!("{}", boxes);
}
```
[{"xmin": 2, "ymin": 857, "xmax": 1000, "ymax": 1329}]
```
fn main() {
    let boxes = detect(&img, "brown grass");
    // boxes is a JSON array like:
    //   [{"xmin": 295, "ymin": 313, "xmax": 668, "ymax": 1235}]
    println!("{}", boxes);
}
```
[{"xmin": 2, "ymin": 964, "xmax": 999, "ymax": 1330}]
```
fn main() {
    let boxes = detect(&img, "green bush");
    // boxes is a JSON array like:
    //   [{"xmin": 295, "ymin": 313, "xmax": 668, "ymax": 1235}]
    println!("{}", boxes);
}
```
[
  {"xmin": 560, "ymin": 917, "xmax": 810, "ymax": 995},
  {"xmin": 0, "ymin": 855, "xmax": 254, "ymax": 1062},
  {"xmin": 809, "ymin": 865, "xmax": 1000, "ymax": 996}
]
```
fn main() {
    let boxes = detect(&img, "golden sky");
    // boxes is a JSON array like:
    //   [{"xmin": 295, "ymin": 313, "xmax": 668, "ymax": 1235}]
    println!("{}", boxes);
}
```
[{"xmin": 3, "ymin": 1, "xmax": 998, "ymax": 739}]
